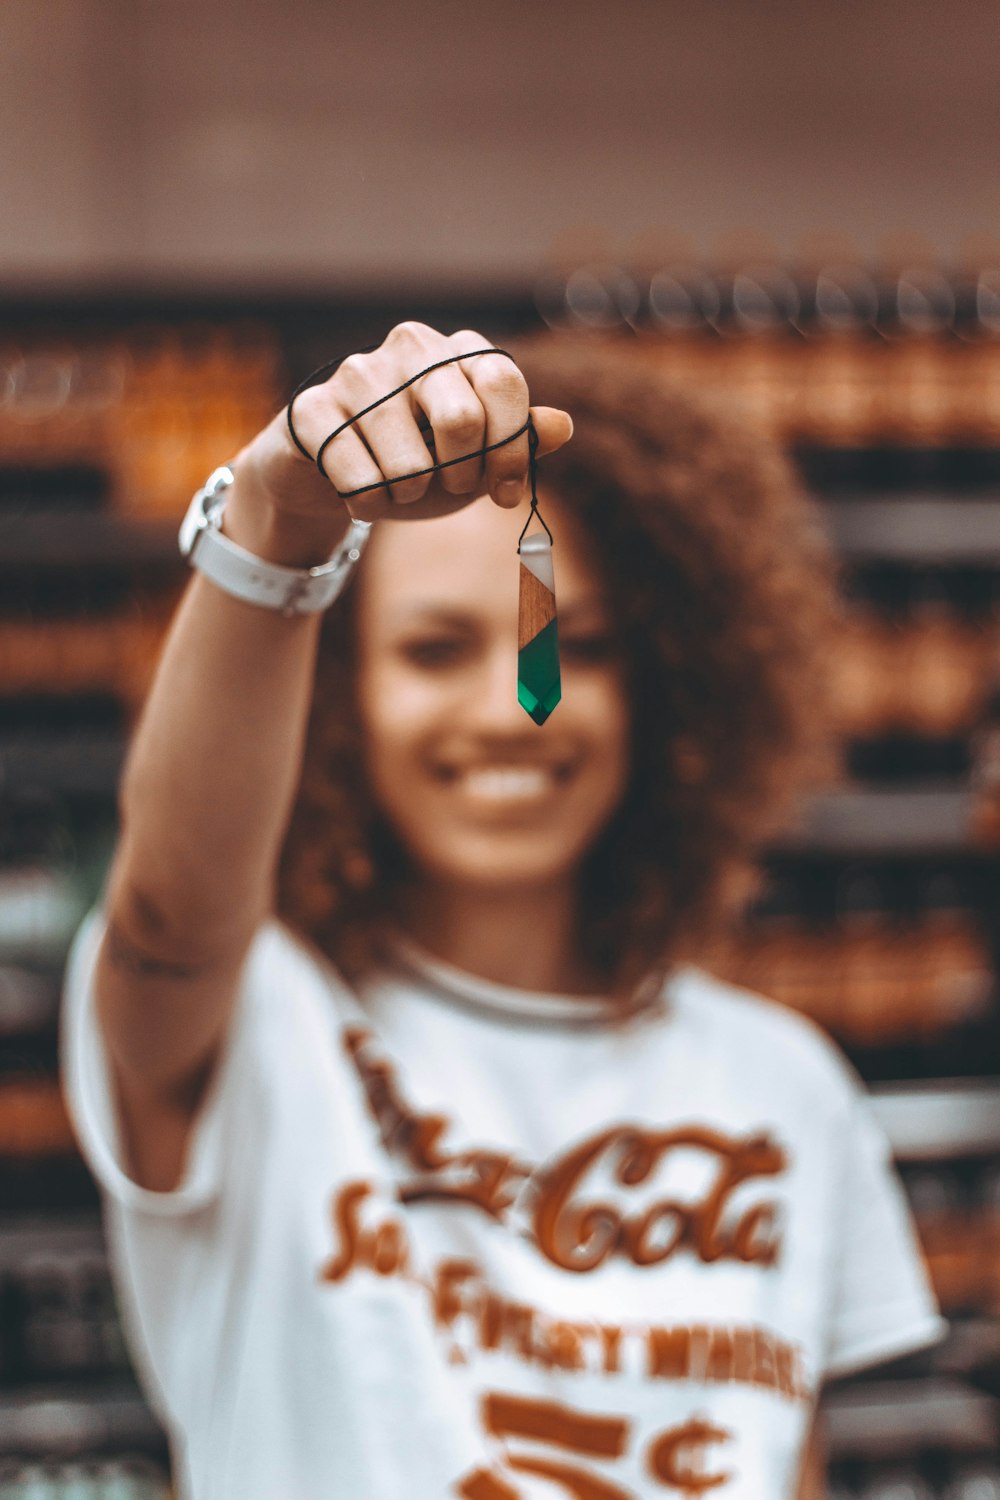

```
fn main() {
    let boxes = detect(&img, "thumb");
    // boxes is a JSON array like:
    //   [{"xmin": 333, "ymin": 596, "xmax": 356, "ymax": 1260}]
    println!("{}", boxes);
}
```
[{"xmin": 530, "ymin": 405, "xmax": 574, "ymax": 457}]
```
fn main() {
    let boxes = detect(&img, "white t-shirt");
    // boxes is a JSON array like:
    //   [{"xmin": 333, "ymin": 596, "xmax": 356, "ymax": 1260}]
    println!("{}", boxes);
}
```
[{"xmin": 62, "ymin": 915, "xmax": 944, "ymax": 1500}]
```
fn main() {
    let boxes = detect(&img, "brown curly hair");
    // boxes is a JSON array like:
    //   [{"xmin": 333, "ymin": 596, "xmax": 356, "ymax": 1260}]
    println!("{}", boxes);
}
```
[{"xmin": 277, "ymin": 333, "xmax": 838, "ymax": 997}]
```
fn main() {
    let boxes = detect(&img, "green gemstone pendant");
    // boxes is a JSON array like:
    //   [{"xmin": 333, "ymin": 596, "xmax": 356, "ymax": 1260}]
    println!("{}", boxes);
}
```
[{"xmin": 517, "ymin": 531, "xmax": 561, "ymax": 725}]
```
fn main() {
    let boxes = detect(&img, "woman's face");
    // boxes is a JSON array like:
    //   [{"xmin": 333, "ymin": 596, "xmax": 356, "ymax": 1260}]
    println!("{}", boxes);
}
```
[{"xmin": 355, "ymin": 494, "xmax": 630, "ymax": 898}]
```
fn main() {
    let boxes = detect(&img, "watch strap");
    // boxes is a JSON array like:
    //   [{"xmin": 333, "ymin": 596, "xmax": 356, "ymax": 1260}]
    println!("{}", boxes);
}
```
[{"xmin": 180, "ymin": 466, "xmax": 372, "ymax": 615}]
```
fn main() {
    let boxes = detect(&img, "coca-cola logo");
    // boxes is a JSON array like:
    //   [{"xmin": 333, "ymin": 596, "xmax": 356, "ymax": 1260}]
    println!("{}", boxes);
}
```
[
  {"xmin": 344, "ymin": 1028, "xmax": 787, "ymax": 1274},
  {"xmin": 531, "ymin": 1125, "xmax": 785, "ymax": 1274}
]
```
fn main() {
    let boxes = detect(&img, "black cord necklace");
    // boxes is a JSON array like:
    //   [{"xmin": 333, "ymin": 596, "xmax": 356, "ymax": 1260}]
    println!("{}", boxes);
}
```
[{"xmin": 287, "ymin": 347, "xmax": 561, "ymax": 724}]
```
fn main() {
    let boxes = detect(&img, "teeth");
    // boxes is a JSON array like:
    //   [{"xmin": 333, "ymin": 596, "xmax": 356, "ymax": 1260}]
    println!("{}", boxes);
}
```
[{"xmin": 460, "ymin": 767, "xmax": 553, "ymax": 799}]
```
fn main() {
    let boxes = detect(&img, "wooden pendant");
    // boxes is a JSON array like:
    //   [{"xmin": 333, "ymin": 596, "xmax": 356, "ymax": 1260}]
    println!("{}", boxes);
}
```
[{"xmin": 517, "ymin": 531, "xmax": 561, "ymax": 725}]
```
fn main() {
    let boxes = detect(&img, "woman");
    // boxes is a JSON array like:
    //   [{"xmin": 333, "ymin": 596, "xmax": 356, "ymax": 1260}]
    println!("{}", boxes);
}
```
[{"xmin": 63, "ymin": 322, "xmax": 943, "ymax": 1499}]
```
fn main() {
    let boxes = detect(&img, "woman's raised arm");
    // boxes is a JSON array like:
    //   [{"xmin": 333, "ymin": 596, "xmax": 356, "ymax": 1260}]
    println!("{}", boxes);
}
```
[{"xmin": 92, "ymin": 322, "xmax": 571, "ymax": 1189}]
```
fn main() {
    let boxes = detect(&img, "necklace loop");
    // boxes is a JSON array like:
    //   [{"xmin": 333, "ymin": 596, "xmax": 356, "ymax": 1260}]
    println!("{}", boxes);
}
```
[{"xmin": 287, "ymin": 345, "xmax": 533, "ymax": 500}]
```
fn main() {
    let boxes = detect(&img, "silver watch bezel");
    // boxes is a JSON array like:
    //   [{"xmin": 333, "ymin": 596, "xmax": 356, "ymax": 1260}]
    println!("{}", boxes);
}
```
[
  {"xmin": 179, "ymin": 465, "xmax": 237, "ymax": 559},
  {"xmin": 178, "ymin": 464, "xmax": 372, "ymax": 615}
]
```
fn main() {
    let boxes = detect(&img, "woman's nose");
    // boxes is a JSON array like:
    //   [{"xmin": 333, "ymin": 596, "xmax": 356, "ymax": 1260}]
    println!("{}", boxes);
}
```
[{"xmin": 464, "ymin": 642, "xmax": 526, "ymax": 732}]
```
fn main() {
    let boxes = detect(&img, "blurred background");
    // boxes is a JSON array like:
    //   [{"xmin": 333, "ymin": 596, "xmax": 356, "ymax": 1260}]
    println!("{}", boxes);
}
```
[{"xmin": 2, "ymin": 2, "xmax": 1000, "ymax": 1496}]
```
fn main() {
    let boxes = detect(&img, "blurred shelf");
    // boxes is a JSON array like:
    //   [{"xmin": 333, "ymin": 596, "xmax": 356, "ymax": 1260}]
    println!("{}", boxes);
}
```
[
  {"xmin": 870, "ymin": 1080, "xmax": 1000, "ymax": 1160},
  {"xmin": 824, "ymin": 1377, "xmax": 1000, "ymax": 1458},
  {"xmin": 0, "ymin": 1383, "xmax": 160, "ymax": 1457},
  {"xmin": 936, "ymin": 1317, "xmax": 1000, "ymax": 1377},
  {"xmin": 824, "ymin": 496, "xmax": 1000, "ymax": 564},
  {"xmin": 6, "ymin": 497, "xmax": 989, "ymax": 571},
  {"xmin": 0, "ymin": 512, "xmax": 181, "ymax": 570},
  {"xmin": 784, "ymin": 784, "xmax": 976, "ymax": 853},
  {"xmin": 0, "ymin": 733, "xmax": 124, "ymax": 798},
  {"xmin": 847, "ymin": 1316, "xmax": 1000, "ymax": 1382},
  {"xmin": 0, "ymin": 1214, "xmax": 104, "ymax": 1274},
  {"xmin": 0, "ymin": 751, "xmax": 987, "ymax": 846}
]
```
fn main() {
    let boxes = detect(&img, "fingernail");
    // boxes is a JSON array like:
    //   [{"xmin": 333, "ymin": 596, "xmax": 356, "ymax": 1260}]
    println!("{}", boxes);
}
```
[{"xmin": 498, "ymin": 479, "xmax": 524, "ymax": 506}]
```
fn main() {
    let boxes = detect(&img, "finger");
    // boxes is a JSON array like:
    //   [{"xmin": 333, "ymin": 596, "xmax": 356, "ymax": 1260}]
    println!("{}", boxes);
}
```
[
  {"xmin": 411, "ymin": 365, "xmax": 486, "ymax": 496},
  {"xmin": 529, "ymin": 404, "xmax": 574, "ymax": 457},
  {"xmin": 449, "ymin": 334, "xmax": 530, "ymax": 508},
  {"xmin": 288, "ymin": 383, "xmax": 386, "ymax": 499},
  {"xmin": 332, "ymin": 348, "xmax": 439, "ymax": 508},
  {"xmin": 351, "ymin": 391, "xmax": 436, "ymax": 507}
]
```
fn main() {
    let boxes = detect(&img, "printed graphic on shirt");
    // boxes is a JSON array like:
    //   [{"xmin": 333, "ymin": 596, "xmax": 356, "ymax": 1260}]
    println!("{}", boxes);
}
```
[
  {"xmin": 342, "ymin": 1026, "xmax": 788, "ymax": 1274},
  {"xmin": 459, "ymin": 1397, "xmax": 734, "ymax": 1499},
  {"xmin": 318, "ymin": 1027, "xmax": 807, "ymax": 1498},
  {"xmin": 319, "ymin": 1188, "xmax": 808, "ymax": 1402},
  {"xmin": 318, "ymin": 1186, "xmax": 807, "ymax": 1497}
]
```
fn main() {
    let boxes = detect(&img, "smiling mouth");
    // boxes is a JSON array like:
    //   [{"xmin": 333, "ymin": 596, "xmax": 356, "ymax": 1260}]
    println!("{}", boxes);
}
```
[{"xmin": 435, "ymin": 764, "xmax": 573, "ymax": 801}]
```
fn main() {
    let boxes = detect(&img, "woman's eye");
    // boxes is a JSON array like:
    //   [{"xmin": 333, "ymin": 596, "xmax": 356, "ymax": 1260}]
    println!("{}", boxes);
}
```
[{"xmin": 399, "ymin": 638, "xmax": 469, "ymax": 668}]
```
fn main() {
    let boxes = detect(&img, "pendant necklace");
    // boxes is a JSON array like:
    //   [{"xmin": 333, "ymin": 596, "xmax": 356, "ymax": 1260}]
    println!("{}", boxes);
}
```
[
  {"xmin": 287, "ymin": 345, "xmax": 562, "ymax": 726},
  {"xmin": 516, "ymin": 418, "xmax": 561, "ymax": 726}
]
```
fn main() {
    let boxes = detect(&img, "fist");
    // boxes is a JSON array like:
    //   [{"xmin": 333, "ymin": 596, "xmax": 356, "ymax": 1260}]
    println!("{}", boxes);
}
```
[{"xmin": 242, "ymin": 322, "xmax": 573, "ymax": 528}]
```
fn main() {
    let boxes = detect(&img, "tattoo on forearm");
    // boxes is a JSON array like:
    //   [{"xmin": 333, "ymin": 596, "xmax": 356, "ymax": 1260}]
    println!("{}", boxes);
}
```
[{"xmin": 105, "ymin": 920, "xmax": 207, "ymax": 981}]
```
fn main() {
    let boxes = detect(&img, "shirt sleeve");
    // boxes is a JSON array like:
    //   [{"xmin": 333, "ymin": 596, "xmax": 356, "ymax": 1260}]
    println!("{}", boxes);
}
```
[
  {"xmin": 59, "ymin": 908, "xmax": 389, "ymax": 1447},
  {"xmin": 60, "ymin": 908, "xmax": 286, "ymax": 1216},
  {"xmin": 822, "ymin": 1083, "xmax": 947, "ymax": 1379}
]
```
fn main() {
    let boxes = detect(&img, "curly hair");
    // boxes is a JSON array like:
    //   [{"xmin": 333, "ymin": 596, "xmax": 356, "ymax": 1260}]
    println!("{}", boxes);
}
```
[{"xmin": 277, "ymin": 333, "xmax": 839, "ymax": 997}]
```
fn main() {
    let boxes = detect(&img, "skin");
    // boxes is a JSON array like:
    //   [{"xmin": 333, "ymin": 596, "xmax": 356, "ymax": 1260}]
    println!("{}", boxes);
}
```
[
  {"xmin": 357, "ymin": 510, "xmax": 825, "ymax": 1481},
  {"xmin": 96, "ymin": 323, "xmax": 572, "ymax": 1194},
  {"xmin": 356, "ymin": 493, "xmax": 630, "ymax": 995},
  {"xmin": 92, "ymin": 321, "xmax": 821, "ymax": 1489}
]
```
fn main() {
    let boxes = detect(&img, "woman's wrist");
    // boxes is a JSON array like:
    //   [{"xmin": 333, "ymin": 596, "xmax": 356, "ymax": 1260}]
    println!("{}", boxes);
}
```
[{"xmin": 221, "ymin": 462, "xmax": 350, "ymax": 570}]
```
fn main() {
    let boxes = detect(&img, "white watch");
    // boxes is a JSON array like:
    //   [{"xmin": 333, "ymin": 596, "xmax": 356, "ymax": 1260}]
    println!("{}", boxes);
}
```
[{"xmin": 178, "ymin": 466, "xmax": 372, "ymax": 615}]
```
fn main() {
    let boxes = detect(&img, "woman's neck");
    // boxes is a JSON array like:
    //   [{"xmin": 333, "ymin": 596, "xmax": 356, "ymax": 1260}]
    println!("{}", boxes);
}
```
[{"xmin": 397, "ymin": 880, "xmax": 601, "ymax": 996}]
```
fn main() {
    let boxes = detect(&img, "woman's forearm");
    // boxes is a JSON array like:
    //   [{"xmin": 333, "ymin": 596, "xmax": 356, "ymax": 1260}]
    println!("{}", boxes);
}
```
[{"xmin": 107, "ymin": 461, "xmax": 348, "ymax": 963}]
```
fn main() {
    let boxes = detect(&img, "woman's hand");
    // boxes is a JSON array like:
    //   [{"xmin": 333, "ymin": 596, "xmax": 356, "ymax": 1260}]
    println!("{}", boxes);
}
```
[{"xmin": 234, "ymin": 323, "xmax": 573, "ymax": 541}]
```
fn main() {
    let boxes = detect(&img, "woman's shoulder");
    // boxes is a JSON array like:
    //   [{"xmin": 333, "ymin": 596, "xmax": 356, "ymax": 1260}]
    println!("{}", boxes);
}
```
[
  {"xmin": 251, "ymin": 917, "xmax": 323, "ymax": 971},
  {"xmin": 250, "ymin": 918, "xmax": 336, "ymax": 976},
  {"xmin": 246, "ymin": 920, "xmax": 361, "ymax": 1020},
  {"xmin": 670, "ymin": 963, "xmax": 861, "ymax": 1111}
]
